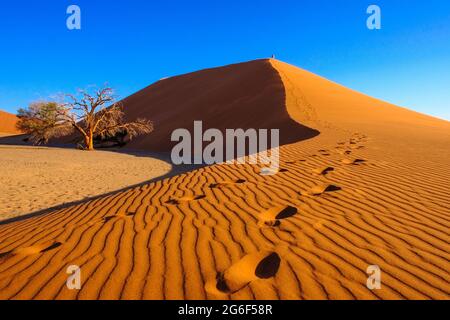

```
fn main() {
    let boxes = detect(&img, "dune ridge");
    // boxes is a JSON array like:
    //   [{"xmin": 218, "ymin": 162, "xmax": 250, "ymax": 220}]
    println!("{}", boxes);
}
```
[
  {"xmin": 0, "ymin": 59, "xmax": 449, "ymax": 300},
  {"xmin": 121, "ymin": 59, "xmax": 319, "ymax": 151}
]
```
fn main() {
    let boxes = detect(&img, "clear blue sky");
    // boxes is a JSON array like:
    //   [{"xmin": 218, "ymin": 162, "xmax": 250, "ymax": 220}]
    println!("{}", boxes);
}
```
[{"xmin": 0, "ymin": 0, "xmax": 449, "ymax": 120}]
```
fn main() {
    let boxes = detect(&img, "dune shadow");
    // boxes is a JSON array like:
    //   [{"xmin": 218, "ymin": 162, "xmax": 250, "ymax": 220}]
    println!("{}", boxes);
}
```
[
  {"xmin": 115, "ymin": 59, "xmax": 320, "ymax": 159},
  {"xmin": 0, "ymin": 134, "xmax": 35, "ymax": 146}
]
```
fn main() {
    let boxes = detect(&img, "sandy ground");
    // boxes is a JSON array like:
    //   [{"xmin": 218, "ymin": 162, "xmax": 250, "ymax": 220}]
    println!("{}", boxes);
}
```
[
  {"xmin": 0, "ymin": 144, "xmax": 174, "ymax": 221},
  {"xmin": 0, "ymin": 60, "xmax": 449, "ymax": 300}
]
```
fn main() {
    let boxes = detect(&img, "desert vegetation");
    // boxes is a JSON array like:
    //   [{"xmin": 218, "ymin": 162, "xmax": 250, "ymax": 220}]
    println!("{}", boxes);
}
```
[{"xmin": 16, "ymin": 86, "xmax": 153, "ymax": 150}]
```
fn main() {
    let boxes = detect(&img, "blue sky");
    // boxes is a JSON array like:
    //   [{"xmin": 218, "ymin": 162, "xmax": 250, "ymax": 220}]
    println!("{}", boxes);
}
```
[{"xmin": 0, "ymin": 0, "xmax": 449, "ymax": 120}]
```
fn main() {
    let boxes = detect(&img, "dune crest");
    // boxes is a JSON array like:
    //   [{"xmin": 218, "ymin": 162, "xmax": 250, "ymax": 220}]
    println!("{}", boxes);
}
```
[{"xmin": 121, "ymin": 59, "xmax": 319, "ymax": 151}]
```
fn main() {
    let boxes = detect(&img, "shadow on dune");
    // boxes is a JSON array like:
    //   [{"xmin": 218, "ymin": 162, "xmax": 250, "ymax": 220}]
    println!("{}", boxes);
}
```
[
  {"xmin": 0, "ymin": 134, "xmax": 30, "ymax": 146},
  {"xmin": 120, "ymin": 59, "xmax": 320, "ymax": 152}
]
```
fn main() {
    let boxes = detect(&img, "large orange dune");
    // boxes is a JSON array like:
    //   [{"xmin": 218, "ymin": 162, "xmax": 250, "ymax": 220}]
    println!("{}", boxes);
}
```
[
  {"xmin": 0, "ymin": 110, "xmax": 21, "ymax": 135},
  {"xmin": 121, "ymin": 59, "xmax": 318, "ymax": 151},
  {"xmin": 0, "ymin": 59, "xmax": 449, "ymax": 300}
]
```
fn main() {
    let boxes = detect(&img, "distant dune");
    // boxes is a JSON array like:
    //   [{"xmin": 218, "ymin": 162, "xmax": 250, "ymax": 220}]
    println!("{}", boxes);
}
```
[
  {"xmin": 0, "ymin": 110, "xmax": 21, "ymax": 134},
  {"xmin": 0, "ymin": 59, "xmax": 449, "ymax": 300}
]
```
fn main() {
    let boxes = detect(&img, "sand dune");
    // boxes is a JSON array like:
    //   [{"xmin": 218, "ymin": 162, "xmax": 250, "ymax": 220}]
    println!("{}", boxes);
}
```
[
  {"xmin": 0, "ymin": 59, "xmax": 449, "ymax": 300},
  {"xmin": 121, "ymin": 59, "xmax": 319, "ymax": 151},
  {"xmin": 0, "ymin": 110, "xmax": 21, "ymax": 135},
  {"xmin": 0, "ymin": 146, "xmax": 175, "ymax": 221}
]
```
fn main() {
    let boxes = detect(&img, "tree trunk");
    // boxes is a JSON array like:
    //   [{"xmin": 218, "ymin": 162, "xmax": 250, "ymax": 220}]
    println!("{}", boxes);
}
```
[{"xmin": 85, "ymin": 131, "xmax": 94, "ymax": 151}]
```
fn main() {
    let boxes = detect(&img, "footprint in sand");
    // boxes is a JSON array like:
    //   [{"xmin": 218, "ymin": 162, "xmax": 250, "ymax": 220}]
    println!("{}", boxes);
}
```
[
  {"xmin": 352, "ymin": 133, "xmax": 368, "ymax": 140},
  {"xmin": 206, "ymin": 251, "xmax": 281, "ymax": 295},
  {"xmin": 341, "ymin": 158, "xmax": 366, "ymax": 165},
  {"xmin": 102, "ymin": 211, "xmax": 137, "ymax": 223},
  {"xmin": 336, "ymin": 149, "xmax": 352, "ymax": 155},
  {"xmin": 318, "ymin": 150, "xmax": 331, "ymax": 156},
  {"xmin": 209, "ymin": 179, "xmax": 246, "ymax": 189},
  {"xmin": 103, "ymin": 216, "xmax": 116, "ymax": 223},
  {"xmin": 300, "ymin": 183, "xmax": 341, "ymax": 196},
  {"xmin": 258, "ymin": 205, "xmax": 298, "ymax": 227},
  {"xmin": 165, "ymin": 195, "xmax": 206, "ymax": 205},
  {"xmin": 312, "ymin": 166, "xmax": 334, "ymax": 176},
  {"xmin": 0, "ymin": 242, "xmax": 62, "ymax": 260}
]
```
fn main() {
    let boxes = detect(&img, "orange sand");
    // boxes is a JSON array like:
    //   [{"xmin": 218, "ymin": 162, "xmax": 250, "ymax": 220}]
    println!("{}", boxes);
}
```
[
  {"xmin": 0, "ymin": 145, "xmax": 174, "ymax": 221},
  {"xmin": 0, "ymin": 110, "xmax": 21, "ymax": 135},
  {"xmin": 0, "ymin": 59, "xmax": 449, "ymax": 300}
]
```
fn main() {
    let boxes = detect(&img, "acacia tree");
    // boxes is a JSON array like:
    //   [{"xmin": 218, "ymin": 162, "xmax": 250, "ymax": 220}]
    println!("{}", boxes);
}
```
[
  {"xmin": 17, "ymin": 86, "xmax": 153, "ymax": 150},
  {"xmin": 16, "ymin": 102, "xmax": 72, "ymax": 145}
]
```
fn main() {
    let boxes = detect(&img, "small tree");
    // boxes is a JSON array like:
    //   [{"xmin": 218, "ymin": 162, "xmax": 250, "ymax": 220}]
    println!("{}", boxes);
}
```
[
  {"xmin": 16, "ymin": 102, "xmax": 72, "ymax": 145},
  {"xmin": 16, "ymin": 86, "xmax": 153, "ymax": 150}
]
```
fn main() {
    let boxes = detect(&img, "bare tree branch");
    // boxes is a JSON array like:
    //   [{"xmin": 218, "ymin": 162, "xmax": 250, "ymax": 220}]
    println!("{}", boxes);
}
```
[{"xmin": 16, "ymin": 86, "xmax": 153, "ymax": 150}]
